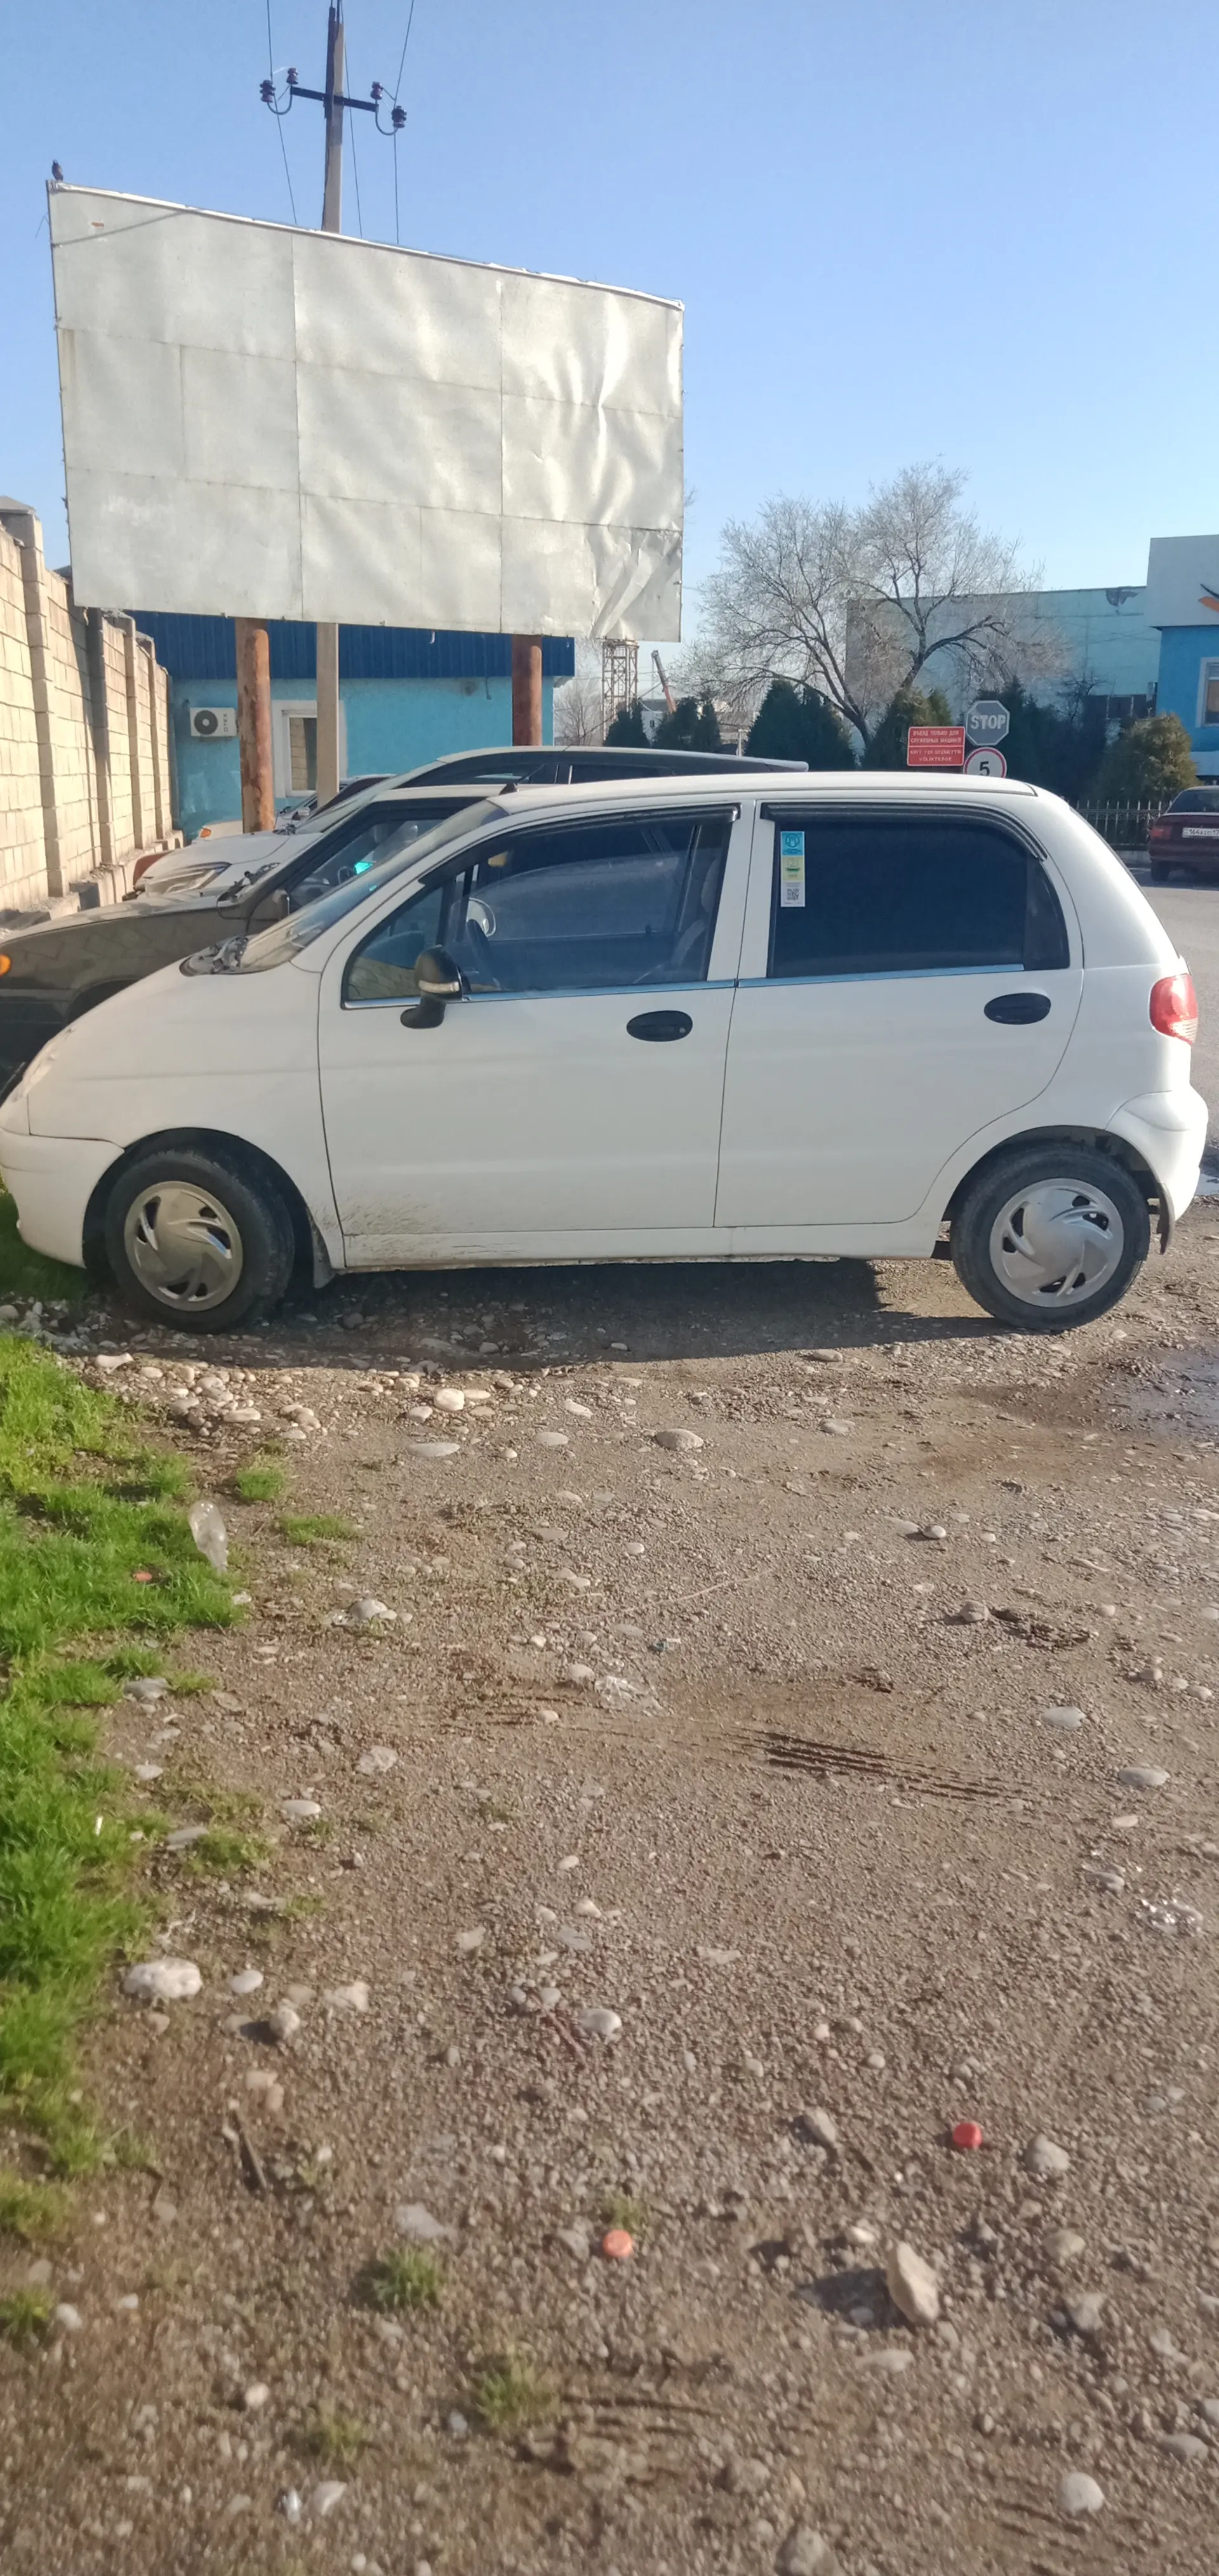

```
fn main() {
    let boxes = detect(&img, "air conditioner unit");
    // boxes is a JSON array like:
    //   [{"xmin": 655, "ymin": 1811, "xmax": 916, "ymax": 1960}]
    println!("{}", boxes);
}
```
[{"xmin": 189, "ymin": 706, "xmax": 237, "ymax": 739}]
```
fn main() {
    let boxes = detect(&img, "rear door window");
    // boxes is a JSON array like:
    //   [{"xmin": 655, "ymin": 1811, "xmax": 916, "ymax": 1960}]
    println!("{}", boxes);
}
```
[{"xmin": 766, "ymin": 810, "xmax": 1069, "ymax": 978}]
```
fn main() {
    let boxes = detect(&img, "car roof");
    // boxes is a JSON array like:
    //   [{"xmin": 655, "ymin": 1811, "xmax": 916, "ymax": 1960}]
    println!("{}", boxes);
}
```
[{"xmin": 414, "ymin": 769, "xmax": 1041, "ymax": 820}]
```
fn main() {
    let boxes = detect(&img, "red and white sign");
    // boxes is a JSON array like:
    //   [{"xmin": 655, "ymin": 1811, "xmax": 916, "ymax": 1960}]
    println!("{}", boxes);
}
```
[
  {"xmin": 964, "ymin": 746, "xmax": 1008, "ymax": 778},
  {"xmin": 906, "ymin": 725, "xmax": 966, "ymax": 769}
]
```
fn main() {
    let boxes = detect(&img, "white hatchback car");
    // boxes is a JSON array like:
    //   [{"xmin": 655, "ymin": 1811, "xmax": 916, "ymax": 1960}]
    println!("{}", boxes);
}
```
[{"xmin": 0, "ymin": 774, "xmax": 1205, "ymax": 1337}]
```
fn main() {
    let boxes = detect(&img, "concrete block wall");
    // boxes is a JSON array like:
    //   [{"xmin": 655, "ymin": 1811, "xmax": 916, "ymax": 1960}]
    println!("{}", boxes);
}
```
[{"xmin": 0, "ymin": 503, "xmax": 178, "ymax": 910}]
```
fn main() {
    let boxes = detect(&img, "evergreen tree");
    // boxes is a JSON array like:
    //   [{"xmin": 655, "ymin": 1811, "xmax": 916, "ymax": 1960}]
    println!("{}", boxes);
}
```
[
  {"xmin": 604, "ymin": 697, "xmax": 648, "ymax": 747},
  {"xmin": 861, "ymin": 683, "xmax": 954, "ymax": 769},
  {"xmin": 745, "ymin": 678, "xmax": 855, "ymax": 768},
  {"xmin": 1096, "ymin": 713, "xmax": 1197, "ymax": 803},
  {"xmin": 654, "ymin": 694, "xmax": 724, "ymax": 751}
]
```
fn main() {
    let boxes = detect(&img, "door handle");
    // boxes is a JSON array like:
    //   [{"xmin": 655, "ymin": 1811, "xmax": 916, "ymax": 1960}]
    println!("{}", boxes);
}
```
[
  {"xmin": 626, "ymin": 1010, "xmax": 693, "ymax": 1042},
  {"xmin": 985, "ymin": 991, "xmax": 1051, "ymax": 1024}
]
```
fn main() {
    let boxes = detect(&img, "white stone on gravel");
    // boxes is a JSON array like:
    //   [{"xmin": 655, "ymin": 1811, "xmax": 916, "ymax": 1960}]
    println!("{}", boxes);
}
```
[
  {"xmin": 1117, "ymin": 1764, "xmax": 1169, "ymax": 1790},
  {"xmin": 123, "ymin": 1677, "xmax": 169, "ymax": 1703},
  {"xmin": 536, "ymin": 1430, "xmax": 570, "ymax": 1448},
  {"xmin": 1044, "ymin": 1705, "xmax": 1085, "ymax": 1733},
  {"xmin": 229, "ymin": 1969, "xmax": 264, "ymax": 1997},
  {"xmin": 133, "ymin": 1763, "xmax": 163, "ymax": 1784},
  {"xmin": 576, "ymin": 2005, "xmax": 622, "ymax": 2042},
  {"xmin": 124, "ymin": 1959, "xmax": 201, "ymax": 2002},
  {"xmin": 801, "ymin": 2107, "xmax": 839, "ymax": 2150},
  {"xmin": 324, "ymin": 1981, "xmax": 370, "ymax": 2014},
  {"xmin": 776, "ymin": 2528, "xmax": 844, "ymax": 2575},
  {"xmin": 404, "ymin": 1441, "xmax": 462, "ymax": 1460},
  {"xmin": 821, "ymin": 1418, "xmax": 851, "ymax": 1437},
  {"xmin": 268, "ymin": 2002, "xmax": 302, "ymax": 2044},
  {"xmin": 357, "ymin": 1746, "xmax": 397, "ymax": 1774},
  {"xmin": 342, "ymin": 1598, "xmax": 397, "ymax": 1627},
  {"xmin": 1058, "ymin": 2470, "xmax": 1105, "ymax": 2516},
  {"xmin": 560, "ymin": 1662, "xmax": 596, "ymax": 1688},
  {"xmin": 164, "ymin": 1825, "xmax": 208, "ymax": 1851},
  {"xmin": 1065, "ymin": 2291, "xmax": 1105, "ymax": 2335},
  {"xmin": 564, "ymin": 1399, "xmax": 593, "ymax": 1418},
  {"xmin": 653, "ymin": 1428, "xmax": 704, "ymax": 1452},
  {"xmin": 53, "ymin": 2304, "xmax": 83, "ymax": 2332},
  {"xmin": 455, "ymin": 1927, "xmax": 486, "ymax": 1954},
  {"xmin": 434, "ymin": 1389, "xmax": 465, "ymax": 1411},
  {"xmin": 555, "ymin": 2225, "xmax": 591, "ymax": 2261},
  {"xmin": 1044, "ymin": 2228, "xmax": 1086, "ymax": 2264},
  {"xmin": 243, "ymin": 2382, "xmax": 270, "ymax": 2411},
  {"xmin": 1025, "ymin": 2134, "xmax": 1070, "ymax": 2178},
  {"xmin": 281, "ymin": 1798, "xmax": 323, "ymax": 1821},
  {"xmin": 1160, "ymin": 2432, "xmax": 1208, "ymax": 2463},
  {"xmin": 310, "ymin": 2482, "xmax": 347, "ymax": 2517},
  {"xmin": 396, "ymin": 2203, "xmax": 455, "ymax": 2244},
  {"xmin": 886, "ymin": 2241, "xmax": 940, "ymax": 2326},
  {"xmin": 865, "ymin": 2346, "xmax": 913, "ymax": 2375}
]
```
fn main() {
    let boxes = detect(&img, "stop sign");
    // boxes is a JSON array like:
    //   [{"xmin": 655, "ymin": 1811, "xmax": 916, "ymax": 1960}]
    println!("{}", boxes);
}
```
[{"xmin": 965, "ymin": 697, "xmax": 1010, "ymax": 747}]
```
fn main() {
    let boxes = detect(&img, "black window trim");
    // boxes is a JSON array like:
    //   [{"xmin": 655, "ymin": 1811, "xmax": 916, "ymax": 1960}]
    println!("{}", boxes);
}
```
[
  {"xmin": 340, "ymin": 801, "xmax": 740, "ymax": 1009},
  {"xmin": 757, "ymin": 799, "xmax": 1072, "ymax": 982}
]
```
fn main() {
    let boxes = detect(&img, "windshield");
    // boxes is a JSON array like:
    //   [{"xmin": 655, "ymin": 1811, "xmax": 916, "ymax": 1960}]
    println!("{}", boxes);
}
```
[{"xmin": 218, "ymin": 800, "xmax": 500, "ymax": 973}]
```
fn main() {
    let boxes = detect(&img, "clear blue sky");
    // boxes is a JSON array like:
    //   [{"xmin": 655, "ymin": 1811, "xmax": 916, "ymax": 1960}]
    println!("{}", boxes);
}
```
[{"xmin": 3, "ymin": 0, "xmax": 1214, "ymax": 615}]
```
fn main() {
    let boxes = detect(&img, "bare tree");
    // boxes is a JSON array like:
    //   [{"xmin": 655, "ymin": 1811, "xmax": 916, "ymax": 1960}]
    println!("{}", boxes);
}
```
[
  {"xmin": 553, "ymin": 644, "xmax": 605, "ymax": 746},
  {"xmin": 698, "ymin": 464, "xmax": 1040, "ymax": 748}
]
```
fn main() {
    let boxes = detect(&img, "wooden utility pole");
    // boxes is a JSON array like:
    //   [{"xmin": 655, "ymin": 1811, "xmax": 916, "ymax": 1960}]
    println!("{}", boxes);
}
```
[
  {"xmin": 235, "ymin": 618, "xmax": 275, "ymax": 831},
  {"xmin": 512, "ymin": 635, "xmax": 543, "ymax": 746},
  {"xmin": 314, "ymin": 1, "xmax": 345, "ymax": 809}
]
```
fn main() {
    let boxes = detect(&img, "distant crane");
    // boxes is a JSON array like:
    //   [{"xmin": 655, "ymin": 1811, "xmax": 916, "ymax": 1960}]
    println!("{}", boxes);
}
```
[{"xmin": 651, "ymin": 649, "xmax": 676, "ymax": 714}]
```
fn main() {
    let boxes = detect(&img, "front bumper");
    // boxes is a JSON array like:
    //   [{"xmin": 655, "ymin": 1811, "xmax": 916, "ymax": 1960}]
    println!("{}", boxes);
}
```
[
  {"xmin": 1110, "ymin": 1085, "xmax": 1209, "ymax": 1228},
  {"xmin": 0, "ymin": 1127, "xmax": 122, "ymax": 1269}
]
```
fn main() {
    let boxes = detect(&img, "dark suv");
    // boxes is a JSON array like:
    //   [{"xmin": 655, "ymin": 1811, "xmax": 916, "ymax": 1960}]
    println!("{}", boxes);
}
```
[{"xmin": 0, "ymin": 745, "xmax": 804, "ymax": 1076}]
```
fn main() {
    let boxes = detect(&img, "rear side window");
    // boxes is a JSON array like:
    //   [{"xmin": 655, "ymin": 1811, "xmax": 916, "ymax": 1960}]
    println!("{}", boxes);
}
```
[{"xmin": 767, "ymin": 812, "xmax": 1069, "ymax": 978}]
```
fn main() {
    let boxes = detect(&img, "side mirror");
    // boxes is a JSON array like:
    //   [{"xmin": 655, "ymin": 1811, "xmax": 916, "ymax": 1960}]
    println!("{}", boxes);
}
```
[
  {"xmin": 401, "ymin": 946, "xmax": 465, "ymax": 1029},
  {"xmin": 248, "ymin": 885, "xmax": 291, "ymax": 930}
]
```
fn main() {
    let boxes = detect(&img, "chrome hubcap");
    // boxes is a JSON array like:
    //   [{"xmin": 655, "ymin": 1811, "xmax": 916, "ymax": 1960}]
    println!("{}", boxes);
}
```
[
  {"xmin": 123, "ymin": 1181, "xmax": 244, "ymax": 1312},
  {"xmin": 989, "ymin": 1177, "xmax": 1124, "ymax": 1309}
]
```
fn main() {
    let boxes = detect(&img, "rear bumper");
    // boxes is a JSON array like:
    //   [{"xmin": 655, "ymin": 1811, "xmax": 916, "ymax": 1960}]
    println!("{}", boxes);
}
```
[
  {"xmin": 0, "ymin": 1128, "xmax": 121, "ymax": 1269},
  {"xmin": 1109, "ymin": 1085, "xmax": 1209, "ymax": 1225}
]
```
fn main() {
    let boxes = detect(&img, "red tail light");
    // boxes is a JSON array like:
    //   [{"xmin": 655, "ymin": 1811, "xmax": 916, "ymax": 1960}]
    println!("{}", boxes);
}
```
[
  {"xmin": 1149, "ymin": 822, "xmax": 1171, "ymax": 843},
  {"xmin": 1150, "ymin": 970, "xmax": 1199, "ymax": 1044}
]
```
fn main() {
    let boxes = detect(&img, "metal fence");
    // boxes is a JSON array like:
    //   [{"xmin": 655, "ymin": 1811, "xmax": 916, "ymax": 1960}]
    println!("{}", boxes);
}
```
[{"xmin": 1076, "ymin": 800, "xmax": 1166, "ymax": 850}]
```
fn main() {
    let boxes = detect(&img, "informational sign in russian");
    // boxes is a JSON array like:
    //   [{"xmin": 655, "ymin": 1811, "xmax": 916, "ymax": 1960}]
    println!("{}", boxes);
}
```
[
  {"xmin": 964, "ymin": 746, "xmax": 1008, "ymax": 777},
  {"xmin": 906, "ymin": 725, "xmax": 966, "ymax": 769},
  {"xmin": 964, "ymin": 698, "xmax": 1010, "ymax": 748},
  {"xmin": 48, "ymin": 185, "xmax": 684, "ymax": 638}
]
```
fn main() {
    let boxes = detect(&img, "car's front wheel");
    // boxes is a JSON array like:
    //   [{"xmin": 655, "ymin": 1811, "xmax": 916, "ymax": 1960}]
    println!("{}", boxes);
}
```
[
  {"xmin": 103, "ymin": 1146, "xmax": 295, "ymax": 1332},
  {"xmin": 950, "ymin": 1143, "xmax": 1150, "ymax": 1333}
]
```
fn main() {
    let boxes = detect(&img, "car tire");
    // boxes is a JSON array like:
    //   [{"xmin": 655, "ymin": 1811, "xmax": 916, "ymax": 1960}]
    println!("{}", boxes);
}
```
[
  {"xmin": 103, "ymin": 1146, "xmax": 295, "ymax": 1333},
  {"xmin": 1148, "ymin": 859, "xmax": 1172, "ymax": 883},
  {"xmin": 950, "ymin": 1142, "xmax": 1150, "ymax": 1335}
]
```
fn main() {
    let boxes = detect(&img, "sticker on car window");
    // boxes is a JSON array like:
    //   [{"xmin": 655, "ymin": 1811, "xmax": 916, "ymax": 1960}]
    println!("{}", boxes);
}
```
[{"xmin": 778, "ymin": 828, "xmax": 806, "ymax": 909}]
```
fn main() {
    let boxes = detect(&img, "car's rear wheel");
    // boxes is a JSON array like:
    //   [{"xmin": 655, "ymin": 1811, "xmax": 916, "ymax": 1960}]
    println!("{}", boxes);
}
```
[
  {"xmin": 950, "ymin": 1143, "xmax": 1150, "ymax": 1333},
  {"xmin": 1149, "ymin": 858, "xmax": 1173, "ymax": 883},
  {"xmin": 103, "ymin": 1146, "xmax": 295, "ymax": 1333}
]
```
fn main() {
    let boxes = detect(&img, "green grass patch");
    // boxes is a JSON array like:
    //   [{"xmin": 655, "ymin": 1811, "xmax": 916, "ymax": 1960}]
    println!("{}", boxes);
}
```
[
  {"xmin": 277, "ymin": 1512, "xmax": 361, "ymax": 1547},
  {"xmin": 0, "ymin": 1187, "xmax": 86, "ymax": 1309},
  {"xmin": 185, "ymin": 1826, "xmax": 271, "ymax": 1877},
  {"xmin": 229, "ymin": 1458, "xmax": 288, "ymax": 1505},
  {"xmin": 602, "ymin": 2189, "xmax": 649, "ymax": 2240},
  {"xmin": 0, "ymin": 1337, "xmax": 232, "ymax": 2155},
  {"xmin": 470, "ymin": 2349, "xmax": 553, "ymax": 2435},
  {"xmin": 0, "ymin": 2288, "xmax": 54, "ymax": 2347},
  {"xmin": 295, "ymin": 2405, "xmax": 371, "ymax": 2470},
  {"xmin": 0, "ymin": 2170, "xmax": 70, "ymax": 2242},
  {"xmin": 358, "ymin": 2247, "xmax": 444, "ymax": 2313}
]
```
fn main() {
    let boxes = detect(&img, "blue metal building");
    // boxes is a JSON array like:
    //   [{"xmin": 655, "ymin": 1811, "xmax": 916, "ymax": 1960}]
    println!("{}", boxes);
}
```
[{"xmin": 137, "ymin": 615, "xmax": 575, "ymax": 840}]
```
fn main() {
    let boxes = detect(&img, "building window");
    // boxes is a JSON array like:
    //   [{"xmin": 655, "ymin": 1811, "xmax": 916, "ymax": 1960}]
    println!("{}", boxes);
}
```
[
  {"xmin": 1202, "ymin": 663, "xmax": 1219, "ymax": 728},
  {"xmin": 288, "ymin": 714, "xmax": 317, "ymax": 791}
]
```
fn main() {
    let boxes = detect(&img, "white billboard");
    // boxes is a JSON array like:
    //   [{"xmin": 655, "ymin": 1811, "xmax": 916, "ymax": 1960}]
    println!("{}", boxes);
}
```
[
  {"xmin": 49, "ymin": 186, "xmax": 683, "ymax": 639},
  {"xmin": 1144, "ymin": 536, "xmax": 1219, "ymax": 631}
]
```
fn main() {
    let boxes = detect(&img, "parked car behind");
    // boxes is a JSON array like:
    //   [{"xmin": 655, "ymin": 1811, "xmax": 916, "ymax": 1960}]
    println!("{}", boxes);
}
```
[
  {"xmin": 133, "ymin": 741, "xmax": 803, "ymax": 901},
  {"xmin": 0, "ymin": 787, "xmax": 493, "ymax": 1076},
  {"xmin": 1148, "ymin": 786, "xmax": 1219, "ymax": 880},
  {"xmin": 0, "ymin": 774, "xmax": 1204, "ymax": 1339}
]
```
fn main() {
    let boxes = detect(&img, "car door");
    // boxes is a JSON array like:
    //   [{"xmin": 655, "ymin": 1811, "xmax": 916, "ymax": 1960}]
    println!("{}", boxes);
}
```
[
  {"xmin": 317, "ymin": 803, "xmax": 747, "ymax": 1264},
  {"xmin": 715, "ymin": 800, "xmax": 1084, "ymax": 1232}
]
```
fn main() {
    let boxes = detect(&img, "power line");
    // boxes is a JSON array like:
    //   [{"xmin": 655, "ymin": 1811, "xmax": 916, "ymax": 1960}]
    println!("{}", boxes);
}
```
[
  {"xmin": 392, "ymin": 0, "xmax": 418, "ymax": 103},
  {"xmin": 263, "ymin": 0, "xmax": 298, "ymax": 222},
  {"xmin": 346, "ymin": 37, "xmax": 364, "ymax": 236},
  {"xmin": 391, "ymin": 0, "xmax": 419, "ymax": 244}
]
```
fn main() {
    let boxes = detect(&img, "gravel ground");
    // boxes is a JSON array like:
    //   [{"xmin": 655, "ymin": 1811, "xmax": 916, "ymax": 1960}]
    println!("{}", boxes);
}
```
[{"xmin": 4, "ymin": 1217, "xmax": 1219, "ymax": 2576}]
